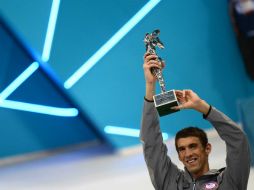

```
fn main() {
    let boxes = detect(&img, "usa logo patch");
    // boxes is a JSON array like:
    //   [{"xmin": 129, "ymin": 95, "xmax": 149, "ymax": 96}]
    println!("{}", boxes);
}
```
[{"xmin": 203, "ymin": 182, "xmax": 218, "ymax": 190}]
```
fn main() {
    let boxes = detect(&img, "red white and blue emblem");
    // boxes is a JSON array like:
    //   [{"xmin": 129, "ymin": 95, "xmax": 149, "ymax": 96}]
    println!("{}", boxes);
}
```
[{"xmin": 203, "ymin": 182, "xmax": 219, "ymax": 190}]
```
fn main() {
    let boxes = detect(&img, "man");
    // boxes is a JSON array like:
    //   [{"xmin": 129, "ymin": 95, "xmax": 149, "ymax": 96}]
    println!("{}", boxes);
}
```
[{"xmin": 140, "ymin": 53, "xmax": 251, "ymax": 189}]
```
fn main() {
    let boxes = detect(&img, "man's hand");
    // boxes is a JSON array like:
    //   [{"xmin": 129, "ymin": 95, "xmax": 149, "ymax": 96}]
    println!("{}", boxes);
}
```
[
  {"xmin": 143, "ymin": 53, "xmax": 165, "ymax": 101},
  {"xmin": 173, "ymin": 90, "xmax": 210, "ymax": 115},
  {"xmin": 143, "ymin": 53, "xmax": 164, "ymax": 84}
]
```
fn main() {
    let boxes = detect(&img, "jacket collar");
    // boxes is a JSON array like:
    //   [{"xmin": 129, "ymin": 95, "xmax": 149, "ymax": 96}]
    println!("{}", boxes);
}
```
[{"xmin": 183, "ymin": 167, "xmax": 223, "ymax": 182}]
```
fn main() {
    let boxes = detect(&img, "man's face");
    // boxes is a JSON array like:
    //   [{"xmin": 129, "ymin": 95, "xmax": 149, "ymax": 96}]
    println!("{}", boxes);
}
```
[{"xmin": 176, "ymin": 136, "xmax": 211, "ymax": 178}]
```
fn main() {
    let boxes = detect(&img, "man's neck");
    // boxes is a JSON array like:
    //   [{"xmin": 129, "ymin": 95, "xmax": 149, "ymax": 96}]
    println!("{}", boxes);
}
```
[{"xmin": 189, "ymin": 166, "xmax": 210, "ymax": 180}]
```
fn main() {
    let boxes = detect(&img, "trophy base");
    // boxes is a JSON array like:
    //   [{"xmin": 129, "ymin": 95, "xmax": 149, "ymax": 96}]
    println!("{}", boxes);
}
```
[{"xmin": 153, "ymin": 90, "xmax": 179, "ymax": 116}]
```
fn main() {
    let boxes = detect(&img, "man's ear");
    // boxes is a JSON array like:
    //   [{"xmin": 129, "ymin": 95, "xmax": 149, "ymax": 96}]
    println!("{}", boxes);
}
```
[{"xmin": 205, "ymin": 143, "xmax": 212, "ymax": 155}]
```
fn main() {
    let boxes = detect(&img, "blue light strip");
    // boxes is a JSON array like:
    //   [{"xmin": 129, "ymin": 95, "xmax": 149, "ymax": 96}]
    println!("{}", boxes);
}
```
[
  {"xmin": 0, "ymin": 0, "xmax": 79, "ymax": 117},
  {"xmin": 42, "ymin": 0, "xmax": 61, "ymax": 62},
  {"xmin": 64, "ymin": 0, "xmax": 161, "ymax": 89},
  {"xmin": 0, "ymin": 100, "xmax": 79, "ymax": 117},
  {"xmin": 0, "ymin": 0, "xmax": 61, "ymax": 100},
  {"xmin": 0, "ymin": 62, "xmax": 39, "ymax": 101},
  {"xmin": 104, "ymin": 125, "xmax": 169, "ymax": 141},
  {"xmin": 0, "ymin": 61, "xmax": 78, "ymax": 117}
]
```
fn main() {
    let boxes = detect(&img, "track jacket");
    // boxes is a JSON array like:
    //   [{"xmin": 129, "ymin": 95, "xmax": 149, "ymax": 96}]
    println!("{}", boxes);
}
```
[{"xmin": 140, "ymin": 101, "xmax": 250, "ymax": 190}]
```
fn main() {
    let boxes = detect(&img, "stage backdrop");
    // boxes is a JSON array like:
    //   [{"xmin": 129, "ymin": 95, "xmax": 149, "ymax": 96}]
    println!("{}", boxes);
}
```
[{"xmin": 0, "ymin": 0, "xmax": 254, "ymax": 157}]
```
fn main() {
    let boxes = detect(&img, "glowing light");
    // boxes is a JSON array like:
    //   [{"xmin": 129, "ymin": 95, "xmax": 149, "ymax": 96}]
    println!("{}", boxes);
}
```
[
  {"xmin": 104, "ymin": 125, "xmax": 169, "ymax": 141},
  {"xmin": 0, "ymin": 62, "xmax": 39, "ymax": 101},
  {"xmin": 64, "ymin": 0, "xmax": 161, "ymax": 89},
  {"xmin": 42, "ymin": 0, "xmax": 61, "ymax": 62},
  {"xmin": 0, "ymin": 100, "xmax": 79, "ymax": 117},
  {"xmin": 0, "ymin": 0, "xmax": 79, "ymax": 117}
]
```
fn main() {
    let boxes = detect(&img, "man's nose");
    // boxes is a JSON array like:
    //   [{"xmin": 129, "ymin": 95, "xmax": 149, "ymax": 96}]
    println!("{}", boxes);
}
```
[{"xmin": 185, "ymin": 148, "xmax": 193, "ymax": 157}]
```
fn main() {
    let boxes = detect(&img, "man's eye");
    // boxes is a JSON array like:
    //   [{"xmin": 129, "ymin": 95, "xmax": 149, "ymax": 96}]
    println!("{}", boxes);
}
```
[{"xmin": 189, "ymin": 144, "xmax": 197, "ymax": 149}]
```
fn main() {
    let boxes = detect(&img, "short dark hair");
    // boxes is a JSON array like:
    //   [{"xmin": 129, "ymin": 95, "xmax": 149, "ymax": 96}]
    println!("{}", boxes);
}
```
[{"xmin": 175, "ymin": 126, "xmax": 208, "ymax": 152}]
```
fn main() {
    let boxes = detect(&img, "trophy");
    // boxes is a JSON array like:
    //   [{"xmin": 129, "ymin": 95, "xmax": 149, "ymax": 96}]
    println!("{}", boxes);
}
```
[{"xmin": 144, "ymin": 29, "xmax": 179, "ymax": 116}]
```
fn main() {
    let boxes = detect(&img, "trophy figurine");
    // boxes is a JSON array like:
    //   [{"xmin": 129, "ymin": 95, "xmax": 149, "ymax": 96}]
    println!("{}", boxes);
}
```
[{"xmin": 144, "ymin": 29, "xmax": 179, "ymax": 116}]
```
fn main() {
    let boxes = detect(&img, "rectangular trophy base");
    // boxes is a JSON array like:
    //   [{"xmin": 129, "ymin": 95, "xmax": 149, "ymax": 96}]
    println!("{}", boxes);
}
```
[{"xmin": 153, "ymin": 90, "xmax": 179, "ymax": 116}]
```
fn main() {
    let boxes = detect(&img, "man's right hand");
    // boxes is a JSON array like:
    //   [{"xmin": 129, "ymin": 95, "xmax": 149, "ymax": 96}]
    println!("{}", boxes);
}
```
[
  {"xmin": 143, "ymin": 53, "xmax": 165, "ymax": 84},
  {"xmin": 143, "ymin": 53, "xmax": 165, "ymax": 101}
]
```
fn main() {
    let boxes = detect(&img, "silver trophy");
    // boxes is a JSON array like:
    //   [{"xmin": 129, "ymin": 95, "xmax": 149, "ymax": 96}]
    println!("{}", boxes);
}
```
[{"xmin": 144, "ymin": 29, "xmax": 179, "ymax": 116}]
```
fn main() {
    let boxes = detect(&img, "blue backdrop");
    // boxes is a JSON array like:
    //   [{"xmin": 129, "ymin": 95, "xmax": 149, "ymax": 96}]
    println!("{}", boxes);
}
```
[{"xmin": 0, "ymin": 0, "xmax": 253, "ymax": 157}]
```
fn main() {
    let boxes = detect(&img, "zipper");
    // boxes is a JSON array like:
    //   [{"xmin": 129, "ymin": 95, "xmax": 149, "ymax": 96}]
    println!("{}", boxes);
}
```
[{"xmin": 193, "ymin": 181, "xmax": 196, "ymax": 190}]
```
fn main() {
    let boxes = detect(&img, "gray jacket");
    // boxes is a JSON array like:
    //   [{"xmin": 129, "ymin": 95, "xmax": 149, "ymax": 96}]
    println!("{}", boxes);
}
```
[{"xmin": 140, "ymin": 101, "xmax": 251, "ymax": 190}]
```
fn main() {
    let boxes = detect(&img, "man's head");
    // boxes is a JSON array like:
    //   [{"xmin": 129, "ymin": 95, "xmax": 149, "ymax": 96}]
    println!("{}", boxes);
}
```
[{"xmin": 175, "ymin": 127, "xmax": 211, "ymax": 179}]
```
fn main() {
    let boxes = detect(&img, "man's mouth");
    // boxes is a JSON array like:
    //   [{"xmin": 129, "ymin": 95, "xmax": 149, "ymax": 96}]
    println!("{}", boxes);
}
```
[{"xmin": 186, "ymin": 157, "xmax": 198, "ymax": 165}]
